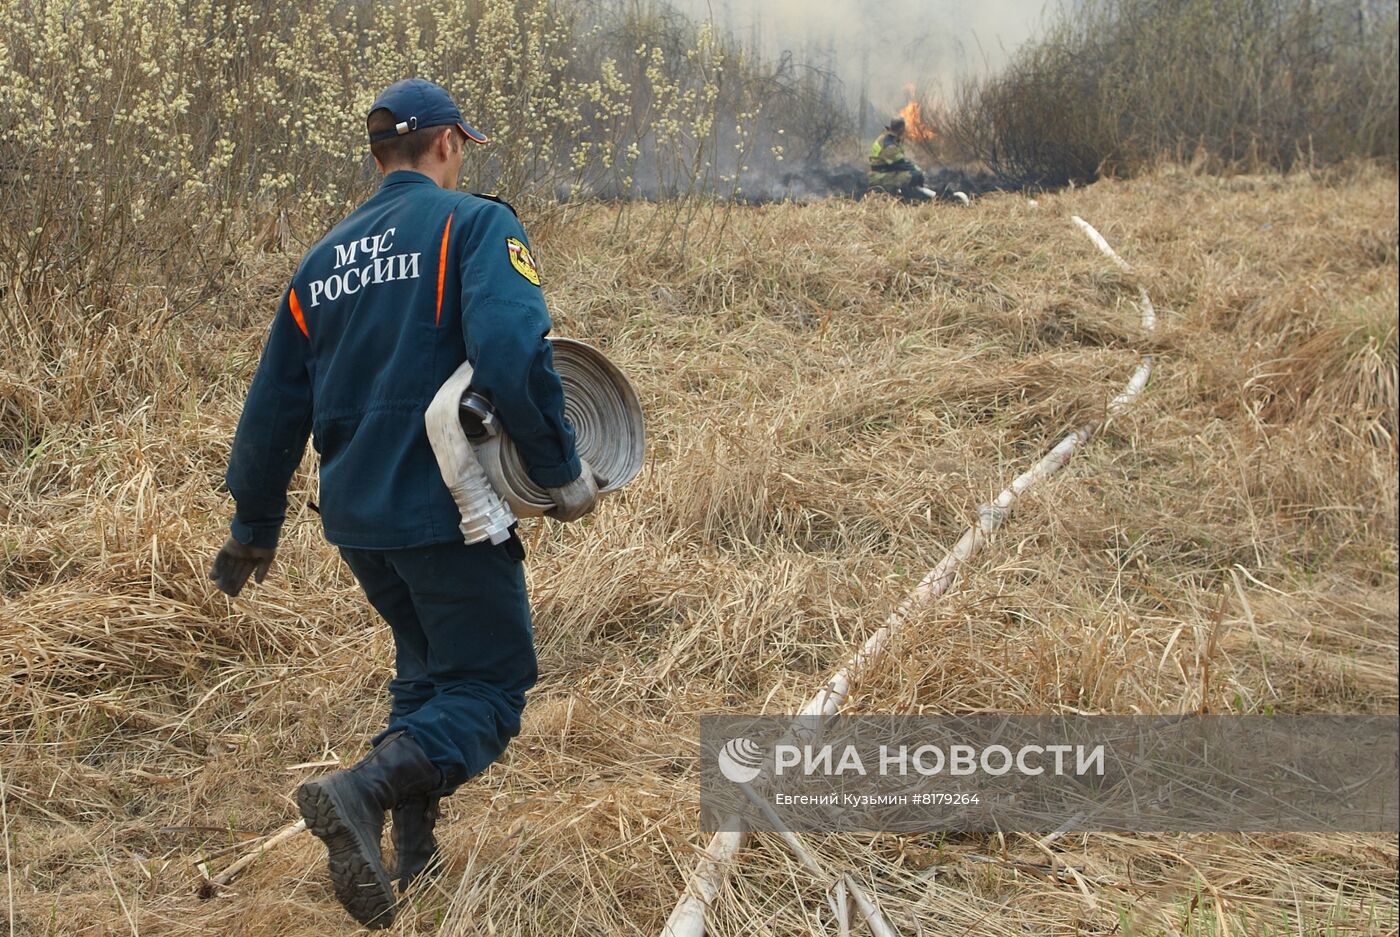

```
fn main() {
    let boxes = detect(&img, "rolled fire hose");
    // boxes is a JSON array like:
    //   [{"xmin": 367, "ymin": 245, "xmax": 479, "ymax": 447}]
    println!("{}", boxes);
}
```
[{"xmin": 425, "ymin": 337, "xmax": 645, "ymax": 545}]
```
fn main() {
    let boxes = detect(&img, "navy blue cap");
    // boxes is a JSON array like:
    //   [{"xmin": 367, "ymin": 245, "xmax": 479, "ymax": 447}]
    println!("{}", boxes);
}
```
[{"xmin": 367, "ymin": 78, "xmax": 488, "ymax": 145}]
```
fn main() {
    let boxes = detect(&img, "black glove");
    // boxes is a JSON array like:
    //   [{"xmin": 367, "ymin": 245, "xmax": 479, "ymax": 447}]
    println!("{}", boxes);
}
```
[
  {"xmin": 209, "ymin": 536, "xmax": 276, "ymax": 597},
  {"xmin": 545, "ymin": 460, "xmax": 609, "ymax": 523}
]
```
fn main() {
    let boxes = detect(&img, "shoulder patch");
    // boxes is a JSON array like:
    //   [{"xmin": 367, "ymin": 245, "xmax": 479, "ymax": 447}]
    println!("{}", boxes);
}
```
[
  {"xmin": 473, "ymin": 193, "xmax": 519, "ymax": 218},
  {"xmin": 506, "ymin": 236, "xmax": 541, "ymax": 286}
]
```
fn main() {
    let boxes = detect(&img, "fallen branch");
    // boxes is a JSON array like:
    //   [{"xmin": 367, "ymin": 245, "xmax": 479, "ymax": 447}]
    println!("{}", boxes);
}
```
[
  {"xmin": 661, "ymin": 215, "xmax": 1158, "ymax": 936},
  {"xmin": 198, "ymin": 818, "xmax": 307, "ymax": 895}
]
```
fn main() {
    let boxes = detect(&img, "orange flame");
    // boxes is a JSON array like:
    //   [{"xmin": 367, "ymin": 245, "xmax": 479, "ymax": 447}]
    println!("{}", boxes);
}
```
[{"xmin": 897, "ymin": 85, "xmax": 936, "ymax": 142}]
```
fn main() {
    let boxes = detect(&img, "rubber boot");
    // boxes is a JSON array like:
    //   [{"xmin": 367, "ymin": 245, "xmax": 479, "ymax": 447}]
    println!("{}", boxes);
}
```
[
  {"xmin": 296, "ymin": 731, "xmax": 441, "ymax": 929},
  {"xmin": 391, "ymin": 796, "xmax": 442, "ymax": 891}
]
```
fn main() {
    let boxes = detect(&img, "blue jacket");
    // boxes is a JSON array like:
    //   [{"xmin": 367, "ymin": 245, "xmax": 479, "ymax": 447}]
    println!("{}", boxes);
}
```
[{"xmin": 225, "ymin": 170, "xmax": 581, "ymax": 550}]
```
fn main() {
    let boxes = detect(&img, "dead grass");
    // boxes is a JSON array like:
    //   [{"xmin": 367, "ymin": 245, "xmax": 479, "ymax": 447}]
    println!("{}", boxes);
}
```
[{"xmin": 1, "ymin": 165, "xmax": 1396, "ymax": 936}]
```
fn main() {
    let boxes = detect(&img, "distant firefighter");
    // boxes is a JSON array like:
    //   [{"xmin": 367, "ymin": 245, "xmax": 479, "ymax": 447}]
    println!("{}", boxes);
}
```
[{"xmin": 868, "ymin": 116, "xmax": 926, "ymax": 193}]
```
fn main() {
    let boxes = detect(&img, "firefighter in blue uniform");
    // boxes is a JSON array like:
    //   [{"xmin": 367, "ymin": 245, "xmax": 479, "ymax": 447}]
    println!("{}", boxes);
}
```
[{"xmin": 208, "ymin": 79, "xmax": 601, "ymax": 928}]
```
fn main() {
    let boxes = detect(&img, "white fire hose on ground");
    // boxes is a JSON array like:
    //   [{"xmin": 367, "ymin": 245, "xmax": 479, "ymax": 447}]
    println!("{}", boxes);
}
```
[
  {"xmin": 661, "ymin": 216, "xmax": 1158, "ymax": 936},
  {"xmin": 425, "ymin": 337, "xmax": 645, "ymax": 543}
]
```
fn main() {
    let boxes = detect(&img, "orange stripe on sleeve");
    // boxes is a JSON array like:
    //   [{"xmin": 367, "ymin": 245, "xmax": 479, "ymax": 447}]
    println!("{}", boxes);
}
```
[
  {"xmin": 288, "ymin": 287, "xmax": 310, "ymax": 338},
  {"xmin": 435, "ymin": 213, "xmax": 453, "ymax": 326}
]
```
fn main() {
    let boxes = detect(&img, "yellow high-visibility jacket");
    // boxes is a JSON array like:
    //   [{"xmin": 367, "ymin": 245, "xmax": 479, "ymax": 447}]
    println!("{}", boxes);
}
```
[{"xmin": 868, "ymin": 132, "xmax": 919, "ymax": 186}]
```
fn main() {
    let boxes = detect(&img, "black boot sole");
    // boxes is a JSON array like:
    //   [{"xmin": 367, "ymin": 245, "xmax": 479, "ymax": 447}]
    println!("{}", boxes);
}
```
[{"xmin": 297, "ymin": 779, "xmax": 397, "ymax": 929}]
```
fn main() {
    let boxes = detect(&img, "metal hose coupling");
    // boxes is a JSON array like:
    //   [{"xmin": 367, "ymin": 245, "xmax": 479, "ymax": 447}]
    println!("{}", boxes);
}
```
[
  {"xmin": 425, "ymin": 338, "xmax": 645, "ymax": 545},
  {"xmin": 425, "ymin": 359, "xmax": 517, "ymax": 545}
]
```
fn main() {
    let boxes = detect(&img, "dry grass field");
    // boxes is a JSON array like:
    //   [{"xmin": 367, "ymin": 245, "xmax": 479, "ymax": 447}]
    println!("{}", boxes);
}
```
[{"xmin": 1, "ymin": 167, "xmax": 1396, "ymax": 936}]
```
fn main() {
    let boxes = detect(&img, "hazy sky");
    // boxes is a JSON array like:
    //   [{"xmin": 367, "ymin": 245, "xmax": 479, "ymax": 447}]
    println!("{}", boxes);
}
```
[{"xmin": 670, "ymin": 0, "xmax": 1054, "ymax": 115}]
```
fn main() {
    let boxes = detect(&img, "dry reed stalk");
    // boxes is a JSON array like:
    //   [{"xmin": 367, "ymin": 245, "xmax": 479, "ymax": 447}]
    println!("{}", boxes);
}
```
[
  {"xmin": 833, "ymin": 877, "xmax": 850, "ymax": 937},
  {"xmin": 663, "ymin": 214, "xmax": 1158, "ymax": 937},
  {"xmin": 735, "ymin": 781, "xmax": 898, "ymax": 936},
  {"xmin": 843, "ymin": 876, "xmax": 901, "ymax": 937},
  {"xmin": 1, "ymin": 761, "xmax": 13, "ymax": 933}
]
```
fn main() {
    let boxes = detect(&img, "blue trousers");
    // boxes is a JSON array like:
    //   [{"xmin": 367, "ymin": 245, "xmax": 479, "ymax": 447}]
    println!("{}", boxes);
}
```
[{"xmin": 338, "ymin": 540, "xmax": 537, "ymax": 795}]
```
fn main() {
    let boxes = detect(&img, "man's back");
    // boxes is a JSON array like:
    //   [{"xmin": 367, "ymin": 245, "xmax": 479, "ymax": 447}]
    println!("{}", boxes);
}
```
[
  {"xmin": 224, "ymin": 170, "xmax": 579, "ymax": 551},
  {"xmin": 213, "ymin": 79, "xmax": 598, "ymax": 931}
]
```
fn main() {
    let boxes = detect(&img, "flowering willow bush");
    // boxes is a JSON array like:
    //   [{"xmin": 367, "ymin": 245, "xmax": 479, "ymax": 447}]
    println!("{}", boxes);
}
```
[
  {"xmin": 0, "ymin": 0, "xmax": 830, "ymax": 330},
  {"xmin": 1, "ymin": 0, "xmax": 774, "ymax": 204}
]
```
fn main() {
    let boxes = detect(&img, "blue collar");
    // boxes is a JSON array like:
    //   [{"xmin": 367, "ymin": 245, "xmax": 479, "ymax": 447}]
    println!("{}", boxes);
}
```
[{"xmin": 379, "ymin": 169, "xmax": 438, "ymax": 189}]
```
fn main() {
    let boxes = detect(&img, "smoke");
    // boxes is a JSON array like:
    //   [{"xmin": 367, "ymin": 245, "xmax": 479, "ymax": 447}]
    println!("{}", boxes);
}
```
[
  {"xmin": 669, "ymin": 0, "xmax": 1047, "ymax": 130},
  {"xmin": 540, "ymin": 0, "xmax": 1052, "ymax": 201}
]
